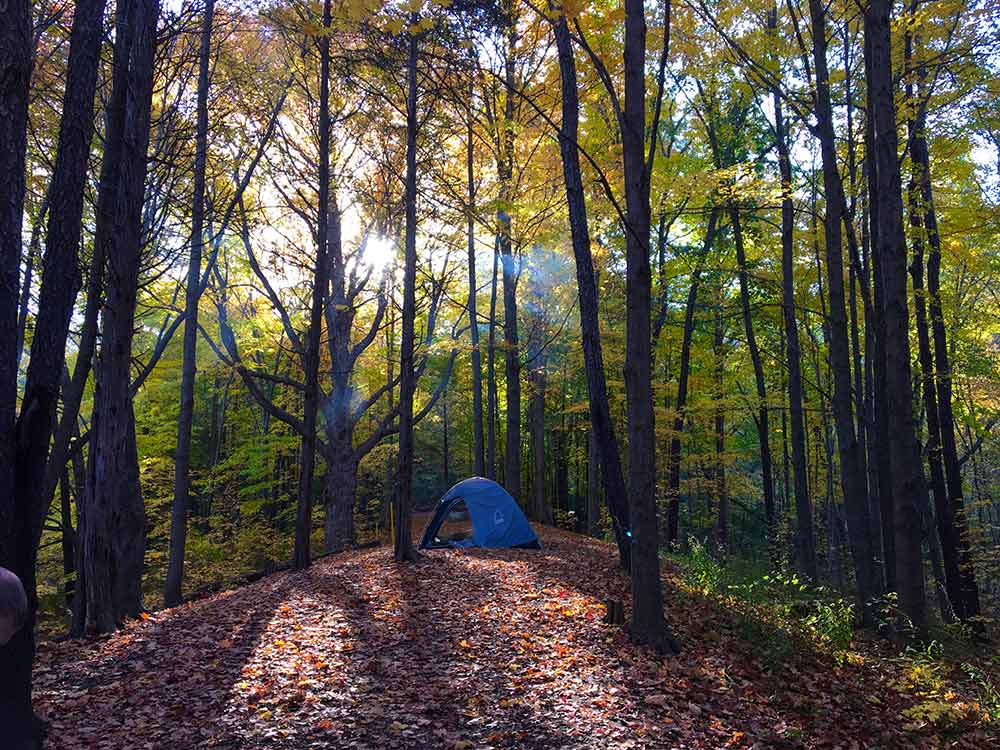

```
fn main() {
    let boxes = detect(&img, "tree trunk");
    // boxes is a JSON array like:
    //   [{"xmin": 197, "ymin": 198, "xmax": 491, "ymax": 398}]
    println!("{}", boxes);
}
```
[
  {"xmin": 467, "ymin": 96, "xmax": 485, "ymax": 477},
  {"xmin": 528, "ymin": 350, "xmax": 551, "ymax": 524},
  {"xmin": 165, "ymin": 0, "xmax": 214, "ymax": 606},
  {"xmin": 730, "ymin": 207, "xmax": 775, "ymax": 534},
  {"xmin": 769, "ymin": 20, "xmax": 817, "ymax": 577},
  {"xmin": 486, "ymin": 240, "xmax": 499, "ymax": 480},
  {"xmin": 60, "ymin": 468, "xmax": 77, "ymax": 608},
  {"xmin": 622, "ymin": 0, "xmax": 677, "ymax": 653},
  {"xmin": 667, "ymin": 207, "xmax": 719, "ymax": 543},
  {"xmin": 498, "ymin": 13, "xmax": 520, "ymax": 503},
  {"xmin": 323, "ymin": 456, "xmax": 356, "ymax": 554},
  {"xmin": 807, "ymin": 0, "xmax": 879, "ymax": 617},
  {"xmin": 551, "ymin": 10, "xmax": 631, "ymax": 566},
  {"xmin": 394, "ymin": 18, "xmax": 421, "ymax": 562},
  {"xmin": 15, "ymin": 196, "xmax": 48, "ymax": 372},
  {"xmin": 587, "ymin": 425, "xmax": 601, "ymax": 536},
  {"xmin": 0, "ymin": 0, "xmax": 33, "ymax": 724},
  {"xmin": 865, "ymin": 28, "xmax": 895, "ymax": 595},
  {"xmin": 866, "ymin": 0, "xmax": 926, "ymax": 633},
  {"xmin": 910, "ymin": 42, "xmax": 981, "ymax": 621},
  {"xmin": 713, "ymin": 291, "xmax": 728, "ymax": 553},
  {"xmin": 7, "ymin": 0, "xmax": 105, "ymax": 701},
  {"xmin": 294, "ymin": 0, "xmax": 333, "ymax": 570},
  {"xmin": 81, "ymin": 0, "xmax": 158, "ymax": 635}
]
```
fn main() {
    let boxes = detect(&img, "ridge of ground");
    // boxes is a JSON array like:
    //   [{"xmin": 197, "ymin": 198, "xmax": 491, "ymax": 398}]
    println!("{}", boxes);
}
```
[{"xmin": 35, "ymin": 528, "xmax": 992, "ymax": 749}]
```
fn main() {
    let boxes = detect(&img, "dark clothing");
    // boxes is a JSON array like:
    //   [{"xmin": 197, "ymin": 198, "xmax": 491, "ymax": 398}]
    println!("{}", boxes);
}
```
[{"xmin": 0, "ymin": 699, "xmax": 43, "ymax": 750}]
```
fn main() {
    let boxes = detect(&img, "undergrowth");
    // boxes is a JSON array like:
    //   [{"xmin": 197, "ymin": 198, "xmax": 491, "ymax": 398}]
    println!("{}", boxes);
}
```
[{"xmin": 670, "ymin": 537, "xmax": 1000, "ymax": 737}]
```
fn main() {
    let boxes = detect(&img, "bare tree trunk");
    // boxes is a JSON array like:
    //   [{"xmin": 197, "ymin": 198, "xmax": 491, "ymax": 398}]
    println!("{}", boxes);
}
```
[
  {"xmin": 0, "ymin": 0, "xmax": 34, "ymax": 726},
  {"xmin": 910, "ymin": 42, "xmax": 981, "ymax": 621},
  {"xmin": 486, "ymin": 241, "xmax": 499, "ymax": 480},
  {"xmin": 466, "ymin": 96, "xmax": 485, "ymax": 477},
  {"xmin": 865, "ymin": 0, "xmax": 926, "ymax": 633},
  {"xmin": 394, "ymin": 18, "xmax": 421, "ymax": 562},
  {"xmin": 551, "ymin": 10, "xmax": 631, "ymax": 566},
  {"xmin": 294, "ymin": 0, "xmax": 333, "ymax": 570},
  {"xmin": 807, "ymin": 0, "xmax": 879, "ymax": 617},
  {"xmin": 622, "ymin": 0, "xmax": 677, "ymax": 653},
  {"xmin": 165, "ymin": 0, "xmax": 214, "ymax": 606},
  {"xmin": 730, "ymin": 207, "xmax": 775, "ymax": 534},
  {"xmin": 768, "ymin": 16, "xmax": 816, "ymax": 576},
  {"xmin": 667, "ymin": 208, "xmax": 719, "ymax": 543}
]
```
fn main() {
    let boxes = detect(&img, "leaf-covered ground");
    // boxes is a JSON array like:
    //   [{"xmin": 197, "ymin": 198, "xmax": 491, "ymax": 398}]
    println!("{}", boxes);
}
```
[{"xmin": 36, "ymin": 527, "xmax": 992, "ymax": 749}]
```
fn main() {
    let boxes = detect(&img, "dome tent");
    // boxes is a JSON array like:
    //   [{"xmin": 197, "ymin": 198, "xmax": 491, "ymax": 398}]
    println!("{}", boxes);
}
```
[{"xmin": 419, "ymin": 477, "xmax": 541, "ymax": 550}]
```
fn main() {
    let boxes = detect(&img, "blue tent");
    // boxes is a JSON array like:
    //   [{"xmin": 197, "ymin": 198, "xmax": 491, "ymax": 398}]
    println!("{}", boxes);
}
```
[{"xmin": 419, "ymin": 477, "xmax": 541, "ymax": 550}]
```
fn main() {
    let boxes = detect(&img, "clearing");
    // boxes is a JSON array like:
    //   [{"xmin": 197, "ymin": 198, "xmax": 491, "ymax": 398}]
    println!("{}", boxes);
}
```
[{"xmin": 35, "ymin": 528, "xmax": 991, "ymax": 749}]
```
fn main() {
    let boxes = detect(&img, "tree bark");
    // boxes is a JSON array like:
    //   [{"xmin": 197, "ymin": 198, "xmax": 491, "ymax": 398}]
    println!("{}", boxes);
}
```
[
  {"xmin": 0, "ymin": 0, "xmax": 32, "ymax": 721},
  {"xmin": 551, "ymin": 10, "xmax": 631, "ymax": 566},
  {"xmin": 666, "ymin": 207, "xmax": 719, "ymax": 544},
  {"xmin": 467, "ymin": 95, "xmax": 485, "ymax": 477},
  {"xmin": 394, "ymin": 18, "xmax": 421, "ymax": 562},
  {"xmin": 165, "ymin": 0, "xmax": 214, "ymax": 606},
  {"xmin": 769, "ymin": 15, "xmax": 817, "ymax": 578},
  {"xmin": 807, "ymin": 0, "xmax": 879, "ymax": 616},
  {"xmin": 82, "ymin": 0, "xmax": 159, "ymax": 634},
  {"xmin": 622, "ymin": 0, "xmax": 677, "ymax": 653},
  {"xmin": 294, "ymin": 0, "xmax": 333, "ymax": 570},
  {"xmin": 865, "ymin": 0, "xmax": 926, "ymax": 633}
]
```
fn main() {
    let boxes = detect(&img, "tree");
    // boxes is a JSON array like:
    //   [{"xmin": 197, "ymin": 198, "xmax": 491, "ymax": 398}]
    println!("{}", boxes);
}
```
[
  {"xmin": 550, "ymin": 5, "xmax": 631, "ymax": 568},
  {"xmin": 621, "ymin": 0, "xmax": 678, "ymax": 653},
  {"xmin": 165, "ymin": 0, "xmax": 216, "ymax": 605},
  {"xmin": 771, "ymin": 4, "xmax": 815, "ymax": 579},
  {"xmin": 82, "ymin": 0, "xmax": 160, "ymax": 633},
  {"xmin": 807, "ymin": 0, "xmax": 879, "ymax": 614},
  {"xmin": 0, "ymin": 0, "xmax": 36, "ymax": 728},
  {"xmin": 865, "ymin": 0, "xmax": 926, "ymax": 633},
  {"xmin": 394, "ymin": 12, "xmax": 423, "ymax": 563}
]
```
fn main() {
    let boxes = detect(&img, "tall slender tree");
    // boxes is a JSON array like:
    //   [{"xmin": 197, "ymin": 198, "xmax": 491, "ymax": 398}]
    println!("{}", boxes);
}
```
[
  {"xmin": 294, "ymin": 0, "xmax": 333, "ymax": 570},
  {"xmin": 395, "ymin": 14, "xmax": 422, "ymax": 562},
  {"xmin": 866, "ymin": 0, "xmax": 926, "ymax": 633},
  {"xmin": 621, "ymin": 0, "xmax": 678, "ymax": 652},
  {"xmin": 807, "ymin": 0, "xmax": 879, "ymax": 614},
  {"xmin": 551, "ymin": 6, "xmax": 631, "ymax": 567},
  {"xmin": 165, "ymin": 0, "xmax": 216, "ymax": 606},
  {"xmin": 771, "ymin": 4, "xmax": 815, "ymax": 578},
  {"xmin": 83, "ymin": 0, "xmax": 160, "ymax": 633}
]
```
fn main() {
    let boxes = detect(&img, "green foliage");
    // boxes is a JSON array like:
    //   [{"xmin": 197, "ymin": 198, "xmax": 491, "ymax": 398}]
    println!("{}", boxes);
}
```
[{"xmin": 680, "ymin": 535, "xmax": 723, "ymax": 594}]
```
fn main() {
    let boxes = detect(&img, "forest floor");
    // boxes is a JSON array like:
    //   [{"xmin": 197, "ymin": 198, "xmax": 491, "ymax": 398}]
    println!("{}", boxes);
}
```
[{"xmin": 35, "ymin": 526, "xmax": 995, "ymax": 749}]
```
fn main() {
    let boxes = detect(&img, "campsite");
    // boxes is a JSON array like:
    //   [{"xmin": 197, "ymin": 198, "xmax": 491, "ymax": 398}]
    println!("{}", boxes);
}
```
[{"xmin": 2, "ymin": 0, "xmax": 1000, "ymax": 747}]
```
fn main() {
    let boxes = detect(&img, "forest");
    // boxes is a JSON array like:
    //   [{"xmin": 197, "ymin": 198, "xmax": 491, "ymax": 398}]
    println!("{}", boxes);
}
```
[{"xmin": 1, "ymin": 0, "xmax": 1000, "ymax": 746}]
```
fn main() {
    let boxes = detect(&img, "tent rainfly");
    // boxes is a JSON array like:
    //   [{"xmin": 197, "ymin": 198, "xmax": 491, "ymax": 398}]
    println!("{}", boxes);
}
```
[{"xmin": 419, "ymin": 477, "xmax": 541, "ymax": 550}]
